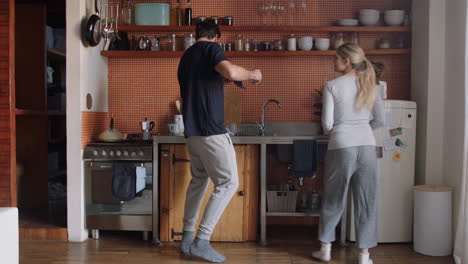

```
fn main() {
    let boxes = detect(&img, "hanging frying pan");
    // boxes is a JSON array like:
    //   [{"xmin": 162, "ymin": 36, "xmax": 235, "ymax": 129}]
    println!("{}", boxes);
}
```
[{"xmin": 86, "ymin": 0, "xmax": 101, "ymax": 47}]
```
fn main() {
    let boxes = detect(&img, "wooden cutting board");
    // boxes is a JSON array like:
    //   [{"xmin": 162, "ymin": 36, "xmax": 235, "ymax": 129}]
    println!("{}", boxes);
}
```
[{"xmin": 224, "ymin": 89, "xmax": 242, "ymax": 124}]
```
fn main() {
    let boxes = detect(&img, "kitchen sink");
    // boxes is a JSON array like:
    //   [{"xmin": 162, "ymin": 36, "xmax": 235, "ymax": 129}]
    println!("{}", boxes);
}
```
[{"xmin": 231, "ymin": 122, "xmax": 323, "ymax": 137}]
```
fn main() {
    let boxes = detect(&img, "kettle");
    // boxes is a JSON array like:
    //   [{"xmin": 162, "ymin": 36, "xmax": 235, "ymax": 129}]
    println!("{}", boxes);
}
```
[{"xmin": 99, "ymin": 118, "xmax": 124, "ymax": 142}]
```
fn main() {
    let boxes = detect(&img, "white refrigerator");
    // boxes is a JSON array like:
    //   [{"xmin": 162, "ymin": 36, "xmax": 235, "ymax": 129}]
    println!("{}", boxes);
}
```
[{"xmin": 348, "ymin": 100, "xmax": 417, "ymax": 243}]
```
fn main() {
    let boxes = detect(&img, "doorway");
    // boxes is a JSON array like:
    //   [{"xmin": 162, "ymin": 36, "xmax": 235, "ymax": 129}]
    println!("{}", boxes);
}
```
[{"xmin": 15, "ymin": 0, "xmax": 67, "ymax": 240}]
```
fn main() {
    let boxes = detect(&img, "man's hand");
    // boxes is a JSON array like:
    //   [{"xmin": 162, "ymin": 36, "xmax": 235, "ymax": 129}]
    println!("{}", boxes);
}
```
[{"xmin": 249, "ymin": 69, "xmax": 262, "ymax": 84}]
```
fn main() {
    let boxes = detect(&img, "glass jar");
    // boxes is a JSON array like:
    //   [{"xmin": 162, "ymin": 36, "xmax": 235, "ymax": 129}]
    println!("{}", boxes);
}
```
[
  {"xmin": 195, "ymin": 16, "xmax": 207, "ymax": 24},
  {"xmin": 167, "ymin": 34, "xmax": 177, "ymax": 51},
  {"xmin": 252, "ymin": 39, "xmax": 259, "ymax": 52},
  {"xmin": 333, "ymin": 33, "xmax": 345, "ymax": 50},
  {"xmin": 234, "ymin": 34, "xmax": 243, "ymax": 51},
  {"xmin": 223, "ymin": 16, "xmax": 233, "ymax": 26},
  {"xmin": 262, "ymin": 41, "xmax": 271, "ymax": 51},
  {"xmin": 225, "ymin": 42, "xmax": 232, "ymax": 51},
  {"xmin": 210, "ymin": 16, "xmax": 220, "ymax": 25},
  {"xmin": 287, "ymin": 34, "xmax": 297, "ymax": 51},
  {"xmin": 273, "ymin": 39, "xmax": 284, "ymax": 51},
  {"xmin": 183, "ymin": 33, "xmax": 195, "ymax": 50},
  {"xmin": 243, "ymin": 39, "xmax": 250, "ymax": 51}
]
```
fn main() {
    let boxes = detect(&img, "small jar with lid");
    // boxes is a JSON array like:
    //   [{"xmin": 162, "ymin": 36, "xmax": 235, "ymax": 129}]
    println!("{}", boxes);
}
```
[
  {"xmin": 195, "ymin": 16, "xmax": 207, "ymax": 25},
  {"xmin": 223, "ymin": 16, "xmax": 233, "ymax": 26},
  {"xmin": 225, "ymin": 42, "xmax": 232, "ymax": 51},
  {"xmin": 262, "ymin": 41, "xmax": 271, "ymax": 51},
  {"xmin": 273, "ymin": 39, "xmax": 284, "ymax": 51},
  {"xmin": 234, "ymin": 34, "xmax": 244, "ymax": 51},
  {"xmin": 167, "ymin": 34, "xmax": 177, "ymax": 51},
  {"xmin": 209, "ymin": 16, "xmax": 220, "ymax": 25},
  {"xmin": 252, "ymin": 39, "xmax": 259, "ymax": 52},
  {"xmin": 287, "ymin": 34, "xmax": 297, "ymax": 51},
  {"xmin": 333, "ymin": 33, "xmax": 345, "ymax": 50},
  {"xmin": 243, "ymin": 39, "xmax": 251, "ymax": 51}
]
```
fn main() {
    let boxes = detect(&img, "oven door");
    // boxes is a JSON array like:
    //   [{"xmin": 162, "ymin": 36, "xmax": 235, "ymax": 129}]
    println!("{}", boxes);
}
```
[{"xmin": 84, "ymin": 161, "xmax": 153, "ymax": 231}]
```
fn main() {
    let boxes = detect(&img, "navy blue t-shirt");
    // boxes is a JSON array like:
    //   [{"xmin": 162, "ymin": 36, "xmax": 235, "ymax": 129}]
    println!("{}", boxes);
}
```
[{"xmin": 178, "ymin": 41, "xmax": 228, "ymax": 137}]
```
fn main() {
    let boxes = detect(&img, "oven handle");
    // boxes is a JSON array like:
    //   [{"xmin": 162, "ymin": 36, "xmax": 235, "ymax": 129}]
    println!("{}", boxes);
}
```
[{"xmin": 88, "ymin": 162, "xmax": 113, "ymax": 169}]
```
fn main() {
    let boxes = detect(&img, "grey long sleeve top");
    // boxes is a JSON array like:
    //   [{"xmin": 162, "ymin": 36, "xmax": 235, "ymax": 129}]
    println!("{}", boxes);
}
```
[{"xmin": 321, "ymin": 75, "xmax": 384, "ymax": 150}]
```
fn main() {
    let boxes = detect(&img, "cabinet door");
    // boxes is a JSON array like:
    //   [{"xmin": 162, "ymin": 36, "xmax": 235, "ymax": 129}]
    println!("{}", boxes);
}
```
[{"xmin": 171, "ymin": 144, "xmax": 245, "ymax": 242}]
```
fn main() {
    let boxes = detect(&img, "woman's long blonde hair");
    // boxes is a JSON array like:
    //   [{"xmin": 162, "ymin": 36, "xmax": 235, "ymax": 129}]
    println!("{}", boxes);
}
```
[{"xmin": 337, "ymin": 43, "xmax": 376, "ymax": 110}]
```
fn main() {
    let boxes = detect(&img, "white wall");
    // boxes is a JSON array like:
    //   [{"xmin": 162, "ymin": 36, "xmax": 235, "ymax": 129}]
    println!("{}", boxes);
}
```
[
  {"xmin": 412, "ymin": 0, "xmax": 446, "ymax": 185},
  {"xmin": 444, "ymin": 0, "xmax": 467, "ymax": 231},
  {"xmin": 412, "ymin": 0, "xmax": 467, "ymax": 241},
  {"xmin": 66, "ymin": 0, "xmax": 108, "ymax": 242}
]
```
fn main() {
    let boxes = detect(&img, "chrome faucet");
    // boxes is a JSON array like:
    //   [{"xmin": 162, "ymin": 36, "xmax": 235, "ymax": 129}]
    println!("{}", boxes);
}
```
[{"xmin": 259, "ymin": 99, "xmax": 282, "ymax": 136}]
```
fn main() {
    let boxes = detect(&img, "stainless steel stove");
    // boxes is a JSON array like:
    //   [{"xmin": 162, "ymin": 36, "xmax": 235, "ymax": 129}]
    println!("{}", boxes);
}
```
[
  {"xmin": 83, "ymin": 140, "xmax": 153, "ymax": 161},
  {"xmin": 83, "ymin": 139, "xmax": 154, "ymax": 241}
]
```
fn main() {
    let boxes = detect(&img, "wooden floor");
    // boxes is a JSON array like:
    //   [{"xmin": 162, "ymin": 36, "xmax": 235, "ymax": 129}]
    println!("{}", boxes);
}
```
[
  {"xmin": 19, "ymin": 200, "xmax": 67, "ymax": 240},
  {"xmin": 20, "ymin": 227, "xmax": 455, "ymax": 264}
]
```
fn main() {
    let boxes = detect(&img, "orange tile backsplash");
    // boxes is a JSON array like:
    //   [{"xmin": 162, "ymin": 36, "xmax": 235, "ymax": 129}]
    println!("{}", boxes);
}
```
[{"xmin": 82, "ymin": 112, "xmax": 109, "ymax": 148}]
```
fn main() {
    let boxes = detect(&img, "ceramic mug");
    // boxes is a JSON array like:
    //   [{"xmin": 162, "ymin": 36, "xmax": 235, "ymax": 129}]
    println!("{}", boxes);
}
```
[{"xmin": 168, "ymin": 123, "xmax": 183, "ymax": 136}]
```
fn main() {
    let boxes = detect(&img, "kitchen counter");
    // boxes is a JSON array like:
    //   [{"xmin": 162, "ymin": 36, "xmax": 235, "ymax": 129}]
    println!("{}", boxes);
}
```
[
  {"xmin": 154, "ymin": 134, "xmax": 329, "ymax": 144},
  {"xmin": 153, "ymin": 133, "xmax": 329, "ymax": 245}
]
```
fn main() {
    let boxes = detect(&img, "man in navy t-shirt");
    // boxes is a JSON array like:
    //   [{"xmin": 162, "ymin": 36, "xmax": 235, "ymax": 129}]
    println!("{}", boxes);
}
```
[{"xmin": 177, "ymin": 22, "xmax": 262, "ymax": 263}]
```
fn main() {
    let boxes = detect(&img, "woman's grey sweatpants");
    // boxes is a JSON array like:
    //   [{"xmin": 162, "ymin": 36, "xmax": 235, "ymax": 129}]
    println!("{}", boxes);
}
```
[
  {"xmin": 183, "ymin": 133, "xmax": 239, "ymax": 240},
  {"xmin": 319, "ymin": 145, "xmax": 378, "ymax": 249}
]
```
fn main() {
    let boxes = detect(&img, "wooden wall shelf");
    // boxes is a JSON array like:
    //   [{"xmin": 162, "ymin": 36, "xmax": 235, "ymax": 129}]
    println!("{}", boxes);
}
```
[
  {"xmin": 118, "ymin": 25, "xmax": 411, "ymax": 33},
  {"xmin": 102, "ymin": 49, "xmax": 411, "ymax": 58}
]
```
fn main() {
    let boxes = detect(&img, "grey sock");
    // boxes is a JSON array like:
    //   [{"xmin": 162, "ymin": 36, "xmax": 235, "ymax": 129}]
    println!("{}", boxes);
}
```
[
  {"xmin": 190, "ymin": 238, "xmax": 226, "ymax": 263},
  {"xmin": 180, "ymin": 231, "xmax": 194, "ymax": 254}
]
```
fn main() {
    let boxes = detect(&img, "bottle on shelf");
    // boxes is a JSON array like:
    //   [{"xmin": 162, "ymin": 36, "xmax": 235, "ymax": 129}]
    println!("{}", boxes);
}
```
[
  {"xmin": 287, "ymin": 33, "xmax": 297, "ymax": 51},
  {"xmin": 123, "ymin": 0, "xmax": 133, "ymax": 25},
  {"xmin": 184, "ymin": 0, "xmax": 192, "ymax": 26},
  {"xmin": 176, "ymin": 0, "xmax": 183, "ymax": 26}
]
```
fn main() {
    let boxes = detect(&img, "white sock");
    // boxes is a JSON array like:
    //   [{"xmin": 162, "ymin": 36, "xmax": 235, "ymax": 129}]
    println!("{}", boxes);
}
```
[
  {"xmin": 312, "ymin": 243, "xmax": 331, "ymax": 261},
  {"xmin": 359, "ymin": 253, "xmax": 373, "ymax": 264}
]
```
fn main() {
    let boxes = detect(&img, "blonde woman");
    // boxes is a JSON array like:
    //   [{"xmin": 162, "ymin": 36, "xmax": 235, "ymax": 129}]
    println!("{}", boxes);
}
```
[{"xmin": 312, "ymin": 43, "xmax": 384, "ymax": 264}]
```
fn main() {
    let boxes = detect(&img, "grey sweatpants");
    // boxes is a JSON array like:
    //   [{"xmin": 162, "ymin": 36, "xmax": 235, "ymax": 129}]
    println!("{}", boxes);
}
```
[
  {"xmin": 183, "ymin": 133, "xmax": 239, "ymax": 240},
  {"xmin": 319, "ymin": 145, "xmax": 378, "ymax": 249}
]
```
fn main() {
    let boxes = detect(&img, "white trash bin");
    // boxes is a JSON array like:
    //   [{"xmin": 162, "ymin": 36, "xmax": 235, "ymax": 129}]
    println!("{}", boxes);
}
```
[{"xmin": 413, "ymin": 185, "xmax": 453, "ymax": 256}]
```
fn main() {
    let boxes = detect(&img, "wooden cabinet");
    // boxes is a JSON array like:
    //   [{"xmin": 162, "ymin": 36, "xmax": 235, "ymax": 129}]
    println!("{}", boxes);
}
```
[{"xmin": 160, "ymin": 144, "xmax": 259, "ymax": 242}]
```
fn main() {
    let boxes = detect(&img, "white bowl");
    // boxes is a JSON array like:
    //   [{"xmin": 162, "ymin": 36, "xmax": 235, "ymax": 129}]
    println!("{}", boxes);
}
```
[
  {"xmin": 337, "ymin": 19, "xmax": 359, "ymax": 26},
  {"xmin": 385, "ymin": 9, "xmax": 405, "ymax": 15},
  {"xmin": 360, "ymin": 9, "xmax": 379, "ymax": 16},
  {"xmin": 359, "ymin": 14, "xmax": 380, "ymax": 26},
  {"xmin": 298, "ymin": 36, "xmax": 313, "ymax": 51},
  {"xmin": 384, "ymin": 10, "xmax": 404, "ymax": 26},
  {"xmin": 315, "ymin": 38, "xmax": 330, "ymax": 50}
]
